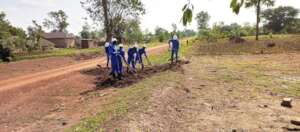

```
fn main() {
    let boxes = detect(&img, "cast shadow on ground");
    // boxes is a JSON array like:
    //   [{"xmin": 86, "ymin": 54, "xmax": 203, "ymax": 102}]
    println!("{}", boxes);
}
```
[{"xmin": 79, "ymin": 60, "xmax": 189, "ymax": 95}]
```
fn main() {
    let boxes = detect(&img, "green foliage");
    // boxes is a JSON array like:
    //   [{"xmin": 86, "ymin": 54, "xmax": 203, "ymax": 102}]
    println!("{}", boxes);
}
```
[
  {"xmin": 177, "ymin": 29, "xmax": 196, "ymax": 38},
  {"xmin": 0, "ymin": 11, "xmax": 29, "ymax": 59},
  {"xmin": 230, "ymin": 0, "xmax": 244, "ymax": 14},
  {"xmin": 286, "ymin": 19, "xmax": 300, "ymax": 34},
  {"xmin": 231, "ymin": 0, "xmax": 274, "ymax": 12},
  {"xmin": 262, "ymin": 6, "xmax": 299, "ymax": 33},
  {"xmin": 80, "ymin": 22, "xmax": 92, "ymax": 39},
  {"xmin": 154, "ymin": 27, "xmax": 170, "ymax": 42},
  {"xmin": 196, "ymin": 35, "xmax": 300, "ymax": 55},
  {"xmin": 182, "ymin": 2, "xmax": 194, "ymax": 26},
  {"xmin": 198, "ymin": 22, "xmax": 256, "ymax": 42},
  {"xmin": 15, "ymin": 48, "xmax": 103, "ymax": 61},
  {"xmin": 124, "ymin": 19, "xmax": 144, "ymax": 44},
  {"xmin": 27, "ymin": 20, "xmax": 44, "ymax": 51},
  {"xmin": 43, "ymin": 10, "xmax": 69, "ymax": 32},
  {"xmin": 81, "ymin": 0, "xmax": 145, "ymax": 40},
  {"xmin": 195, "ymin": 11, "xmax": 210, "ymax": 30},
  {"xmin": 230, "ymin": 0, "xmax": 275, "ymax": 40}
]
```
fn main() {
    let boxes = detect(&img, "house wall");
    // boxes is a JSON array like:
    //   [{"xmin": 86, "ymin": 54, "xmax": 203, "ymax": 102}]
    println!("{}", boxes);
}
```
[
  {"xmin": 47, "ymin": 38, "xmax": 75, "ymax": 48},
  {"xmin": 65, "ymin": 38, "xmax": 75, "ymax": 48},
  {"xmin": 81, "ymin": 40, "xmax": 96, "ymax": 49}
]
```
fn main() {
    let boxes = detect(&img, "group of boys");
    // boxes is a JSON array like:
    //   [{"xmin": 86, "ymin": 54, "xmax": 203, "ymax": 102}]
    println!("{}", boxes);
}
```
[
  {"xmin": 104, "ymin": 38, "xmax": 149, "ymax": 80},
  {"xmin": 103, "ymin": 35, "xmax": 180, "ymax": 80}
]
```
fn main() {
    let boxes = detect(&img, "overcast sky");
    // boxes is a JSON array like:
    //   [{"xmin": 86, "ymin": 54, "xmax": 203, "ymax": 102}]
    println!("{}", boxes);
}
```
[{"xmin": 0, "ymin": 0, "xmax": 299, "ymax": 34}]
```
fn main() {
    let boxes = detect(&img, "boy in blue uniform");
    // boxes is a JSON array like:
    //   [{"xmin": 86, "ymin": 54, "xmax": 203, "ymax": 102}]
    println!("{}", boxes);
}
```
[
  {"xmin": 117, "ymin": 44, "xmax": 126, "ymax": 76},
  {"xmin": 170, "ymin": 35, "xmax": 180, "ymax": 63},
  {"xmin": 127, "ymin": 44, "xmax": 138, "ymax": 72},
  {"xmin": 109, "ymin": 38, "xmax": 123, "ymax": 79},
  {"xmin": 136, "ymin": 44, "xmax": 149, "ymax": 70}
]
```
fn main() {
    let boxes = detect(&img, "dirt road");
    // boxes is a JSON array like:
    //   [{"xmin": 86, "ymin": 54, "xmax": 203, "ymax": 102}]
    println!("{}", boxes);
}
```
[
  {"xmin": 0, "ymin": 45, "xmax": 168, "ymax": 92},
  {"xmin": 0, "ymin": 44, "xmax": 169, "ymax": 132}
]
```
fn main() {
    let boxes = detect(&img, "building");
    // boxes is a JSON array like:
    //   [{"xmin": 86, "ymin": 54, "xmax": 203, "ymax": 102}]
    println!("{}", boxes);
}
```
[
  {"xmin": 42, "ymin": 32, "xmax": 75, "ymax": 48},
  {"xmin": 81, "ymin": 39, "xmax": 97, "ymax": 49}
]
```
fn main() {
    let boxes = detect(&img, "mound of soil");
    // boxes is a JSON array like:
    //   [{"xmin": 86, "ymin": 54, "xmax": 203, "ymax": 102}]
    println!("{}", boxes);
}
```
[
  {"xmin": 229, "ymin": 36, "xmax": 246, "ymax": 43},
  {"xmin": 267, "ymin": 42, "xmax": 276, "ymax": 48},
  {"xmin": 81, "ymin": 60, "xmax": 190, "ymax": 94}
]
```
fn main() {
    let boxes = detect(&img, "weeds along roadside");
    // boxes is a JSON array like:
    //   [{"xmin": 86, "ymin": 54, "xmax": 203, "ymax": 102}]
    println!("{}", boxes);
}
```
[
  {"xmin": 3, "ymin": 39, "xmax": 187, "ymax": 63},
  {"xmin": 67, "ymin": 38, "xmax": 195, "ymax": 132},
  {"xmin": 195, "ymin": 35, "xmax": 300, "ymax": 55}
]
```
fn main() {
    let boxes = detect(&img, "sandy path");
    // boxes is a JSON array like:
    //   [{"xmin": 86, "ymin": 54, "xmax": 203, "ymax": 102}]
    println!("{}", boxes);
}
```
[
  {"xmin": 0, "ymin": 45, "xmax": 168, "ymax": 92},
  {"xmin": 0, "ymin": 44, "xmax": 169, "ymax": 132}
]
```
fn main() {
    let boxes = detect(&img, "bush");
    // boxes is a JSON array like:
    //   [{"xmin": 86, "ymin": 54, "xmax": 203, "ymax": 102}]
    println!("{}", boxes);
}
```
[{"xmin": 0, "ymin": 43, "xmax": 14, "ymax": 62}]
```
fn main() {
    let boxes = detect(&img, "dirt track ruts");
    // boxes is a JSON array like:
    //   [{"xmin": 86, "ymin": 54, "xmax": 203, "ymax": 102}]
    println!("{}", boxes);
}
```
[{"xmin": 0, "ymin": 45, "xmax": 168, "ymax": 92}]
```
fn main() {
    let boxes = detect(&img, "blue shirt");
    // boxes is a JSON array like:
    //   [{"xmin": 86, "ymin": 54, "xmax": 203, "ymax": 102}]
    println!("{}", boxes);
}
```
[
  {"xmin": 128, "ymin": 47, "xmax": 138, "ymax": 58},
  {"xmin": 171, "ymin": 39, "xmax": 180, "ymax": 50},
  {"xmin": 138, "ymin": 48, "xmax": 146, "ymax": 56}
]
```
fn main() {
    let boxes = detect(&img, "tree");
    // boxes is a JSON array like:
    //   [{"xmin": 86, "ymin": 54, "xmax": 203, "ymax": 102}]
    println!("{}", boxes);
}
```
[
  {"xmin": 0, "ymin": 12, "xmax": 13, "ymax": 39},
  {"xmin": 81, "ymin": 0, "xmax": 145, "ymax": 41},
  {"xmin": 43, "ymin": 10, "xmax": 69, "ymax": 32},
  {"xmin": 80, "ymin": 22, "xmax": 91, "ymax": 39},
  {"xmin": 0, "ymin": 12, "xmax": 26, "ymax": 39},
  {"xmin": 287, "ymin": 19, "xmax": 300, "ymax": 34},
  {"xmin": 261, "ymin": 6, "xmax": 299, "ymax": 33},
  {"xmin": 28, "ymin": 20, "xmax": 43, "ymax": 42},
  {"xmin": 195, "ymin": 11, "xmax": 210, "ymax": 31},
  {"xmin": 27, "ymin": 20, "xmax": 44, "ymax": 50},
  {"xmin": 230, "ymin": 0, "xmax": 275, "ymax": 40},
  {"xmin": 155, "ymin": 27, "xmax": 170, "ymax": 42},
  {"xmin": 124, "ymin": 19, "xmax": 144, "ymax": 44}
]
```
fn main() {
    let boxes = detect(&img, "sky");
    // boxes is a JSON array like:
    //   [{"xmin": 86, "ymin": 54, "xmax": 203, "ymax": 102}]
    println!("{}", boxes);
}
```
[{"xmin": 0, "ymin": 0, "xmax": 299, "ymax": 35}]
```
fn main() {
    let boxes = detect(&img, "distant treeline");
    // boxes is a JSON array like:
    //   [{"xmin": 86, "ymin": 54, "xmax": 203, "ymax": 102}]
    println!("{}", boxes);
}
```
[{"xmin": 195, "ymin": 6, "xmax": 300, "ymax": 42}]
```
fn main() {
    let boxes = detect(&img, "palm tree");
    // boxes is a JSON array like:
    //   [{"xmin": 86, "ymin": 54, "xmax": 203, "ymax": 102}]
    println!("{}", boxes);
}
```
[{"xmin": 230, "ymin": 0, "xmax": 275, "ymax": 40}]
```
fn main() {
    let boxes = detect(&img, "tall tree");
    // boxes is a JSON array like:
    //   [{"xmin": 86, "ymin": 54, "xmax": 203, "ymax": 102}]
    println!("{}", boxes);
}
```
[
  {"xmin": 124, "ymin": 19, "xmax": 144, "ymax": 43},
  {"xmin": 81, "ymin": 0, "xmax": 145, "ymax": 41},
  {"xmin": 261, "ymin": 6, "xmax": 299, "ymax": 33},
  {"xmin": 43, "ymin": 10, "xmax": 69, "ymax": 32},
  {"xmin": 230, "ymin": 0, "xmax": 275, "ymax": 40},
  {"xmin": 0, "ymin": 12, "xmax": 13, "ymax": 39},
  {"xmin": 0, "ymin": 12, "xmax": 26, "ymax": 40},
  {"xmin": 28, "ymin": 20, "xmax": 44, "ymax": 43},
  {"xmin": 195, "ymin": 11, "xmax": 210, "ymax": 31},
  {"xmin": 155, "ymin": 27, "xmax": 170, "ymax": 42},
  {"xmin": 80, "ymin": 22, "xmax": 92, "ymax": 39}
]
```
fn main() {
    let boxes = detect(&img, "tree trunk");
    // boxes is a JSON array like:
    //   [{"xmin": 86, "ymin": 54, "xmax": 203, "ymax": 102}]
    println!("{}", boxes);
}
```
[
  {"xmin": 101, "ymin": 0, "xmax": 112, "ymax": 42},
  {"xmin": 255, "ymin": 0, "xmax": 261, "ymax": 41}
]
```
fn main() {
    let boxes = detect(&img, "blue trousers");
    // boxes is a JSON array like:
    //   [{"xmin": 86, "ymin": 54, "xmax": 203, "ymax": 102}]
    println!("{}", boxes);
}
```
[
  {"xmin": 136, "ymin": 56, "xmax": 144, "ymax": 69},
  {"xmin": 128, "ymin": 57, "xmax": 136, "ymax": 70},
  {"xmin": 118, "ymin": 57, "xmax": 123, "ymax": 74},
  {"xmin": 171, "ymin": 49, "xmax": 179, "ymax": 63}
]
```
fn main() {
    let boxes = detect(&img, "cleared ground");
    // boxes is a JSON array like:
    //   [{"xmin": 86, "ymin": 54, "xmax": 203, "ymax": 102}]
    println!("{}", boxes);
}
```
[
  {"xmin": 0, "ymin": 44, "xmax": 169, "ymax": 132},
  {"xmin": 1, "ymin": 36, "xmax": 300, "ymax": 131},
  {"xmin": 101, "ymin": 53, "xmax": 300, "ymax": 131}
]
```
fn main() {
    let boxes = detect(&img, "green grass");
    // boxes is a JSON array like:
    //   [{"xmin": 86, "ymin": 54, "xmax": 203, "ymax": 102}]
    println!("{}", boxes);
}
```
[
  {"xmin": 196, "ymin": 34, "xmax": 300, "ymax": 55},
  {"xmin": 67, "ymin": 38, "xmax": 195, "ymax": 132},
  {"xmin": 190, "ymin": 46, "xmax": 300, "ymax": 97},
  {"xmin": 149, "ymin": 38, "xmax": 195, "ymax": 65},
  {"xmin": 4, "ymin": 37, "xmax": 196, "ymax": 63},
  {"xmin": 14, "ymin": 48, "xmax": 104, "ymax": 61},
  {"xmin": 68, "ymin": 71, "xmax": 180, "ymax": 132}
]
